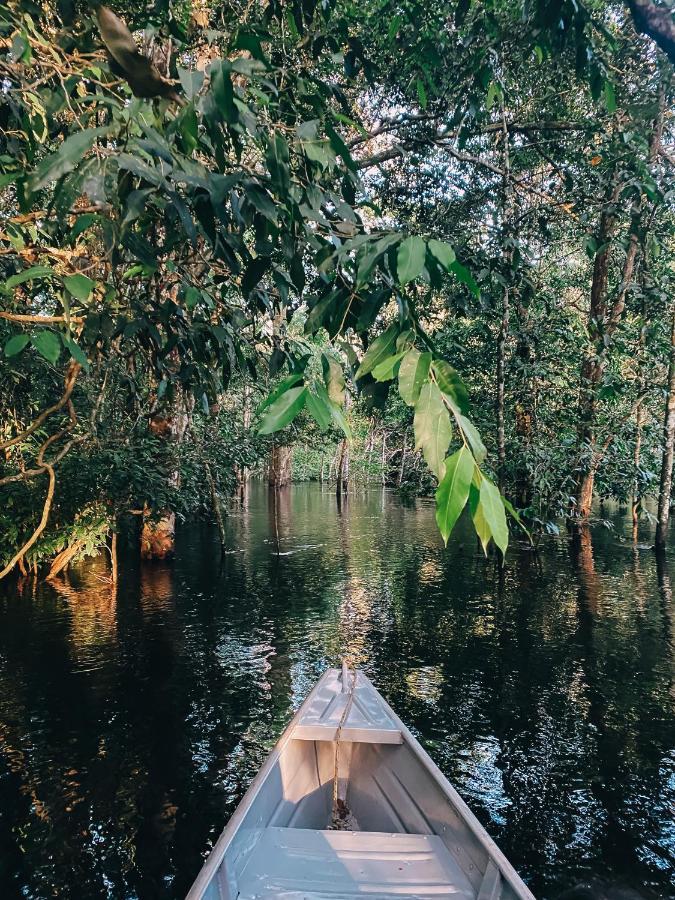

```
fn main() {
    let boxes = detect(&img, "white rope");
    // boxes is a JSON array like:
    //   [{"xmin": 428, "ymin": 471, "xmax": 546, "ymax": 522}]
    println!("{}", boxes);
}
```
[{"xmin": 332, "ymin": 664, "xmax": 357, "ymax": 821}]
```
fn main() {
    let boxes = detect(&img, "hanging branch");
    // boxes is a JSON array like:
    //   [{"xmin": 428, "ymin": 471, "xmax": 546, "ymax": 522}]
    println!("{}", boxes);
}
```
[
  {"xmin": 0, "ymin": 361, "xmax": 81, "ymax": 452},
  {"xmin": 0, "ymin": 399, "xmax": 77, "ymax": 580}
]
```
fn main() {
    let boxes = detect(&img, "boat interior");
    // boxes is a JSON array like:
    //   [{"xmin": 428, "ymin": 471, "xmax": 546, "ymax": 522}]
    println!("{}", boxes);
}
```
[{"xmin": 194, "ymin": 668, "xmax": 529, "ymax": 900}]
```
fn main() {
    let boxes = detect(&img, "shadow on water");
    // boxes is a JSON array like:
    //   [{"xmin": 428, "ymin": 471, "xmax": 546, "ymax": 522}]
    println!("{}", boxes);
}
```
[{"xmin": 0, "ymin": 483, "xmax": 673, "ymax": 899}]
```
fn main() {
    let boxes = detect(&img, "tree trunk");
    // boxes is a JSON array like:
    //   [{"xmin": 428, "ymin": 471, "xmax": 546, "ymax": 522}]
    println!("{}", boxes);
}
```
[
  {"xmin": 239, "ymin": 383, "xmax": 252, "ymax": 486},
  {"xmin": 141, "ymin": 392, "xmax": 191, "ymax": 559},
  {"xmin": 398, "ymin": 429, "xmax": 407, "ymax": 487},
  {"xmin": 574, "ymin": 203, "xmax": 615, "ymax": 520},
  {"xmin": 380, "ymin": 432, "xmax": 387, "ymax": 485},
  {"xmin": 655, "ymin": 304, "xmax": 675, "ymax": 549},
  {"xmin": 632, "ymin": 403, "xmax": 645, "ymax": 536},
  {"xmin": 575, "ymin": 96, "xmax": 663, "ymax": 522},
  {"xmin": 496, "ymin": 106, "xmax": 512, "ymax": 492},
  {"xmin": 269, "ymin": 445, "xmax": 293, "ymax": 487},
  {"xmin": 336, "ymin": 439, "xmax": 349, "ymax": 494}
]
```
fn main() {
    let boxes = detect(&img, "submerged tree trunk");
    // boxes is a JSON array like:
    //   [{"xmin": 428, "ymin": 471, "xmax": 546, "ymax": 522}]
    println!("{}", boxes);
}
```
[
  {"xmin": 632, "ymin": 403, "xmax": 645, "ymax": 536},
  {"xmin": 268, "ymin": 445, "xmax": 293, "ymax": 487},
  {"xmin": 141, "ymin": 393, "xmax": 191, "ymax": 559},
  {"xmin": 575, "ymin": 203, "xmax": 615, "ymax": 521},
  {"xmin": 398, "ymin": 429, "xmax": 408, "ymax": 487},
  {"xmin": 336, "ymin": 438, "xmax": 349, "ymax": 494},
  {"xmin": 655, "ymin": 305, "xmax": 675, "ymax": 549}
]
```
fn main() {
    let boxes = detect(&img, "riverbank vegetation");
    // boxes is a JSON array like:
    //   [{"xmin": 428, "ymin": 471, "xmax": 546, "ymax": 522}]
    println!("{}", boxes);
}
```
[{"xmin": 1, "ymin": 0, "xmax": 675, "ymax": 578}]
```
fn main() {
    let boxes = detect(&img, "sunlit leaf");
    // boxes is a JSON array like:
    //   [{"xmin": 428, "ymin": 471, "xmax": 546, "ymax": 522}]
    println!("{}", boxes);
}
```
[
  {"xmin": 435, "ymin": 446, "xmax": 474, "ymax": 544},
  {"xmin": 355, "ymin": 323, "xmax": 399, "ymax": 379},
  {"xmin": 398, "ymin": 349, "xmax": 431, "ymax": 405},
  {"xmin": 397, "ymin": 236, "xmax": 426, "ymax": 284},
  {"xmin": 414, "ymin": 382, "xmax": 452, "ymax": 479},
  {"xmin": 63, "ymin": 274, "xmax": 95, "ymax": 301},
  {"xmin": 258, "ymin": 386, "xmax": 307, "ymax": 434},
  {"xmin": 372, "ymin": 351, "xmax": 405, "ymax": 382},
  {"xmin": 479, "ymin": 477, "xmax": 509, "ymax": 554}
]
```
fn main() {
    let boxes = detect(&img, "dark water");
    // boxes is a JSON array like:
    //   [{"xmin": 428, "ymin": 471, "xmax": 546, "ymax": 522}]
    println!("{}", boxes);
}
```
[{"xmin": 0, "ymin": 483, "xmax": 674, "ymax": 900}]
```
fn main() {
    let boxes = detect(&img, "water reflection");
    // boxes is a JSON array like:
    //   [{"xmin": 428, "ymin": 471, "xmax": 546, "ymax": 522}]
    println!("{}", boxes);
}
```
[{"xmin": 0, "ymin": 483, "xmax": 673, "ymax": 899}]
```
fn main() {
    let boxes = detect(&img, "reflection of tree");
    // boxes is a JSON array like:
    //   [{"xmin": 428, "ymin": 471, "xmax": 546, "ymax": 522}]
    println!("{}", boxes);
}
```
[
  {"xmin": 2, "ymin": 488, "xmax": 675, "ymax": 898},
  {"xmin": 655, "ymin": 548, "xmax": 675, "ymax": 701}
]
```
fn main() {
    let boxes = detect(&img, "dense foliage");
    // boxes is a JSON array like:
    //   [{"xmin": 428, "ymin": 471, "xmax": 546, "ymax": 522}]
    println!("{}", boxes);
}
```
[{"xmin": 1, "ymin": 0, "xmax": 674, "ymax": 577}]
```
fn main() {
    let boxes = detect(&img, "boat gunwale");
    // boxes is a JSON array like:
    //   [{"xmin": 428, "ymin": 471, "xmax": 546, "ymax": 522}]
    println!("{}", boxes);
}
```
[
  {"xmin": 373, "ymin": 682, "xmax": 536, "ymax": 900},
  {"xmin": 185, "ymin": 668, "xmax": 536, "ymax": 900}
]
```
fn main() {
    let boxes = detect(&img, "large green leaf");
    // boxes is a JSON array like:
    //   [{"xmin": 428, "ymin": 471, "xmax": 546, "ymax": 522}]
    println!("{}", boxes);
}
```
[
  {"xmin": 355, "ymin": 323, "xmax": 399, "ymax": 379},
  {"xmin": 397, "ymin": 236, "xmax": 426, "ymax": 284},
  {"xmin": 322, "ymin": 354, "xmax": 345, "ymax": 405},
  {"xmin": 305, "ymin": 381, "xmax": 335, "ymax": 431},
  {"xmin": 31, "ymin": 331, "xmax": 61, "ymax": 365},
  {"xmin": 414, "ymin": 382, "xmax": 452, "ymax": 479},
  {"xmin": 398, "ymin": 349, "xmax": 431, "ymax": 406},
  {"xmin": 450, "ymin": 260, "xmax": 480, "ymax": 298},
  {"xmin": 432, "ymin": 360, "xmax": 469, "ymax": 414},
  {"xmin": 29, "ymin": 127, "xmax": 108, "ymax": 193},
  {"xmin": 371, "ymin": 352, "xmax": 405, "ymax": 382},
  {"xmin": 4, "ymin": 266, "xmax": 54, "ymax": 290},
  {"xmin": 4, "ymin": 334, "xmax": 30, "ymax": 357},
  {"xmin": 257, "ymin": 373, "xmax": 304, "ymax": 414},
  {"xmin": 258, "ymin": 386, "xmax": 307, "ymax": 434},
  {"xmin": 435, "ymin": 446, "xmax": 474, "ymax": 544},
  {"xmin": 479, "ymin": 477, "xmax": 509, "ymax": 554},
  {"xmin": 469, "ymin": 483, "xmax": 492, "ymax": 554},
  {"xmin": 63, "ymin": 274, "xmax": 94, "ymax": 301},
  {"xmin": 61, "ymin": 335, "xmax": 90, "ymax": 372},
  {"xmin": 427, "ymin": 239, "xmax": 456, "ymax": 271},
  {"xmin": 458, "ymin": 414, "xmax": 486, "ymax": 463}
]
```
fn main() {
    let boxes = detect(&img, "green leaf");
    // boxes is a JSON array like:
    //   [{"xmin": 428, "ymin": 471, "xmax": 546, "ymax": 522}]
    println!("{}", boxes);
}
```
[
  {"xmin": 4, "ymin": 266, "xmax": 55, "ymax": 290},
  {"xmin": 355, "ymin": 323, "xmax": 399, "ymax": 379},
  {"xmin": 4, "ymin": 334, "xmax": 30, "ymax": 357},
  {"xmin": 258, "ymin": 386, "xmax": 307, "ymax": 434},
  {"xmin": 305, "ymin": 384, "xmax": 333, "ymax": 431},
  {"xmin": 458, "ymin": 414, "xmax": 486, "ymax": 463},
  {"xmin": 432, "ymin": 360, "xmax": 469, "ymax": 414},
  {"xmin": 63, "ymin": 274, "xmax": 94, "ymax": 301},
  {"xmin": 61, "ymin": 335, "xmax": 90, "ymax": 371},
  {"xmin": 29, "ymin": 127, "xmax": 108, "ymax": 193},
  {"xmin": 328, "ymin": 400, "xmax": 351, "ymax": 440},
  {"xmin": 399, "ymin": 350, "xmax": 432, "ymax": 406},
  {"xmin": 479, "ymin": 477, "xmax": 509, "ymax": 555},
  {"xmin": 435, "ymin": 446, "xmax": 474, "ymax": 545},
  {"xmin": 416, "ymin": 78, "xmax": 428, "ymax": 109},
  {"xmin": 414, "ymin": 382, "xmax": 452, "ymax": 479},
  {"xmin": 372, "ymin": 351, "xmax": 405, "ymax": 382},
  {"xmin": 177, "ymin": 67, "xmax": 204, "ymax": 99},
  {"xmin": 427, "ymin": 239, "xmax": 456, "ymax": 271},
  {"xmin": 503, "ymin": 497, "xmax": 531, "ymax": 540},
  {"xmin": 450, "ymin": 260, "xmax": 480, "ymax": 298},
  {"xmin": 469, "ymin": 483, "xmax": 492, "ymax": 554},
  {"xmin": 604, "ymin": 80, "xmax": 616, "ymax": 114},
  {"xmin": 31, "ymin": 331, "xmax": 61, "ymax": 365},
  {"xmin": 397, "ymin": 236, "xmax": 426, "ymax": 284},
  {"xmin": 245, "ymin": 183, "xmax": 278, "ymax": 222},
  {"xmin": 322, "ymin": 354, "xmax": 345, "ymax": 405},
  {"xmin": 257, "ymin": 373, "xmax": 304, "ymax": 414}
]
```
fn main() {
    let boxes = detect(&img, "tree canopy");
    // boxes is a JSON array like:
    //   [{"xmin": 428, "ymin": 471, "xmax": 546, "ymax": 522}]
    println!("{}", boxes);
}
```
[{"xmin": 1, "ymin": 0, "xmax": 674, "ymax": 577}]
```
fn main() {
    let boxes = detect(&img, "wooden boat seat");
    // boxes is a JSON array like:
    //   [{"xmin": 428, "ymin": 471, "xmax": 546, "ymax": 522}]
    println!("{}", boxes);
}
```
[
  {"xmin": 235, "ymin": 826, "xmax": 477, "ymax": 899},
  {"xmin": 292, "ymin": 669, "xmax": 402, "ymax": 744}
]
